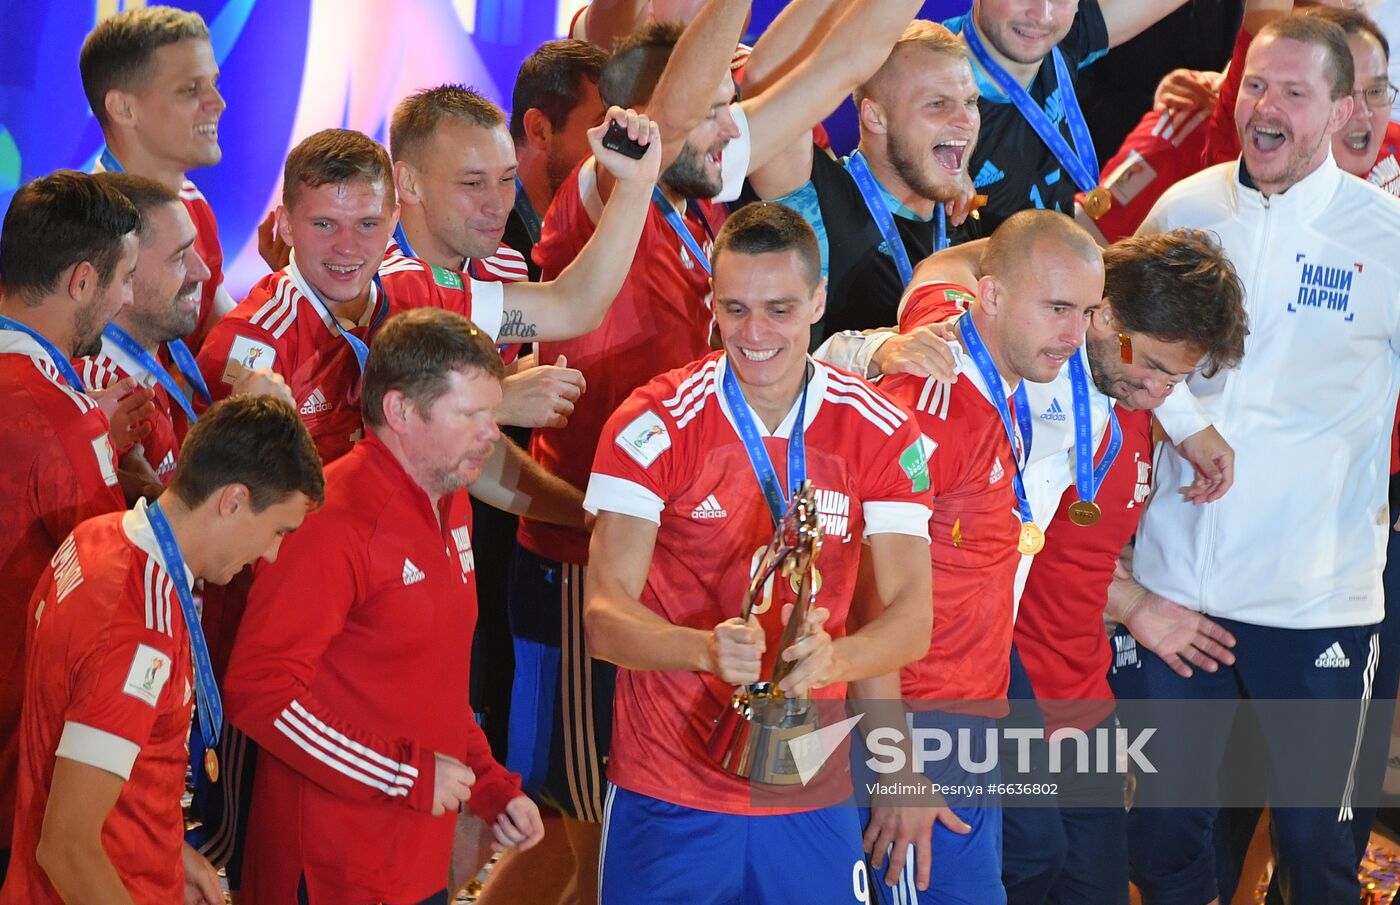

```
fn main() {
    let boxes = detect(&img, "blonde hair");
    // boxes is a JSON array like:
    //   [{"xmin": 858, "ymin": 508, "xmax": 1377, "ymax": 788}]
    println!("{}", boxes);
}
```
[{"xmin": 855, "ymin": 21, "xmax": 966, "ymax": 107}]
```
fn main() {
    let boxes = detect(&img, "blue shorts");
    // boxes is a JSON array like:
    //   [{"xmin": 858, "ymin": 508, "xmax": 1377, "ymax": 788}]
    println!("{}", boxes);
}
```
[
  {"xmin": 599, "ymin": 784, "xmax": 869, "ymax": 904},
  {"xmin": 506, "ymin": 547, "xmax": 614, "ymax": 821},
  {"xmin": 1109, "ymin": 617, "xmax": 1379, "ymax": 905},
  {"xmin": 860, "ymin": 712, "xmax": 1005, "ymax": 905}
]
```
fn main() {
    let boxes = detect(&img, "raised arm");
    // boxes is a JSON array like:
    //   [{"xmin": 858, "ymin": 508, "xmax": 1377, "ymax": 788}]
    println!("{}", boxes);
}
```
[
  {"xmin": 576, "ymin": 0, "xmax": 649, "ymax": 48},
  {"xmin": 498, "ymin": 108, "xmax": 659, "ymax": 342},
  {"xmin": 1100, "ymin": 0, "xmax": 1190, "ymax": 48},
  {"xmin": 742, "ymin": 0, "xmax": 922, "ymax": 175},
  {"xmin": 738, "ymin": 0, "xmax": 844, "ymax": 97}
]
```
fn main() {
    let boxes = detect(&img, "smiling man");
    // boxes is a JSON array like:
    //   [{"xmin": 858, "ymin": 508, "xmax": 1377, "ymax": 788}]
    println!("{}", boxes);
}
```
[
  {"xmin": 751, "ymin": 20, "xmax": 982, "ymax": 342},
  {"xmin": 78, "ymin": 173, "xmax": 212, "ymax": 488},
  {"xmin": 81, "ymin": 6, "xmax": 232, "ymax": 350},
  {"xmin": 1117, "ymin": 13, "xmax": 1400, "ymax": 904},
  {"xmin": 584, "ymin": 201, "xmax": 934, "ymax": 903}
]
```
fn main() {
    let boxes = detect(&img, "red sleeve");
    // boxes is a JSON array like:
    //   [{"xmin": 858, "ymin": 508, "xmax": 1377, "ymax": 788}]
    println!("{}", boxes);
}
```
[
  {"xmin": 60, "ymin": 583, "xmax": 182, "ymax": 770},
  {"xmin": 224, "ymin": 514, "xmax": 437, "ymax": 813},
  {"xmin": 194, "ymin": 319, "xmax": 284, "ymax": 410},
  {"xmin": 876, "ymin": 373, "xmax": 966, "ymax": 501},
  {"xmin": 898, "ymin": 282, "xmax": 976, "ymax": 333},
  {"xmin": 587, "ymin": 379, "xmax": 688, "ymax": 520},
  {"xmin": 460, "ymin": 719, "xmax": 521, "ymax": 823},
  {"xmin": 1202, "ymin": 27, "xmax": 1251, "ymax": 167},
  {"xmin": 34, "ymin": 429, "xmax": 123, "ymax": 547}
]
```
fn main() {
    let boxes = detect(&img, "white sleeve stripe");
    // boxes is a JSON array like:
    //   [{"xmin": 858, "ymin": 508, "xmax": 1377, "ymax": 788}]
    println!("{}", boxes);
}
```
[
  {"xmin": 276, "ymin": 708, "xmax": 415, "ymax": 787},
  {"xmin": 271, "ymin": 282, "xmax": 300, "ymax": 338},
  {"xmin": 249, "ymin": 280, "xmax": 286, "ymax": 327},
  {"xmin": 144, "ymin": 558, "xmax": 156, "ymax": 632},
  {"xmin": 663, "ymin": 365, "xmax": 718, "ymax": 420},
  {"xmin": 583, "ymin": 473, "xmax": 665, "ymax": 522},
  {"xmin": 823, "ymin": 392, "xmax": 897, "ymax": 436},
  {"xmin": 287, "ymin": 699, "xmax": 419, "ymax": 777},
  {"xmin": 469, "ymin": 279, "xmax": 505, "ymax": 342},
  {"xmin": 827, "ymin": 371, "xmax": 907, "ymax": 424},
  {"xmin": 273, "ymin": 717, "xmax": 410, "ymax": 797},
  {"xmin": 863, "ymin": 501, "xmax": 932, "ymax": 540},
  {"xmin": 56, "ymin": 722, "xmax": 140, "ymax": 779},
  {"xmin": 662, "ymin": 360, "xmax": 716, "ymax": 408}
]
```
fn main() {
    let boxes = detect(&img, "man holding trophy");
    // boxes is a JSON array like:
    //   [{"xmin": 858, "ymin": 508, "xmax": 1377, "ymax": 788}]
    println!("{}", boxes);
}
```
[{"xmin": 583, "ymin": 202, "xmax": 935, "ymax": 903}]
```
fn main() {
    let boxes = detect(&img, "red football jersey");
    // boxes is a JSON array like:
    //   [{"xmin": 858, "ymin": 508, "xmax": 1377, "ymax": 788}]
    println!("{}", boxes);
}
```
[
  {"xmin": 180, "ymin": 182, "xmax": 227, "ymax": 351},
  {"xmin": 0, "ymin": 331, "xmax": 125, "ymax": 848},
  {"xmin": 225, "ymin": 435, "xmax": 521, "ymax": 904},
  {"xmin": 1014, "ymin": 407, "xmax": 1153, "ymax": 730},
  {"xmin": 196, "ymin": 253, "xmax": 504, "ymax": 463},
  {"xmin": 521, "ymin": 160, "xmax": 727, "ymax": 565},
  {"xmin": 384, "ymin": 235, "xmax": 528, "ymax": 364},
  {"xmin": 2, "ymin": 504, "xmax": 194, "ymax": 905},
  {"xmin": 77, "ymin": 339, "xmax": 189, "ymax": 485},
  {"xmin": 585, "ymin": 353, "xmax": 934, "ymax": 814},
  {"xmin": 878, "ymin": 356, "xmax": 1022, "ymax": 704}
]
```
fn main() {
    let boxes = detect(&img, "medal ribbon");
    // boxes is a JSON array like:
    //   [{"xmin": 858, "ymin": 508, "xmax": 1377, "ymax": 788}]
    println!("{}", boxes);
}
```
[
  {"xmin": 146, "ymin": 500, "xmax": 222, "ymax": 750},
  {"xmin": 1068, "ymin": 351, "xmax": 1121, "ymax": 506},
  {"xmin": 294, "ymin": 261, "xmax": 390, "ymax": 374},
  {"xmin": 652, "ymin": 187, "xmax": 713, "ymax": 275},
  {"xmin": 845, "ymin": 151, "xmax": 947, "ymax": 288},
  {"xmin": 961, "ymin": 23, "xmax": 1101, "ymax": 193},
  {"xmin": 102, "ymin": 323, "xmax": 210, "ymax": 422},
  {"xmin": 391, "ymin": 222, "xmax": 417, "ymax": 260},
  {"xmin": 0, "ymin": 316, "xmax": 86, "ymax": 391},
  {"xmin": 514, "ymin": 176, "xmax": 543, "ymax": 246},
  {"xmin": 98, "ymin": 146, "xmax": 124, "ymax": 174},
  {"xmin": 720, "ymin": 359, "xmax": 808, "ymax": 527},
  {"xmin": 959, "ymin": 314, "xmax": 1036, "ymax": 526}
]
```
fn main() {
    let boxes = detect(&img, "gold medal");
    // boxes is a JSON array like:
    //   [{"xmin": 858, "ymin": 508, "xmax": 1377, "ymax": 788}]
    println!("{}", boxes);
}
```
[
  {"xmin": 790, "ymin": 566, "xmax": 822, "ymax": 596},
  {"xmin": 204, "ymin": 748, "xmax": 219, "ymax": 783},
  {"xmin": 1084, "ymin": 187, "xmax": 1112, "ymax": 220},
  {"xmin": 1067, "ymin": 500, "xmax": 1102, "ymax": 527},
  {"xmin": 1018, "ymin": 522, "xmax": 1045, "ymax": 556}
]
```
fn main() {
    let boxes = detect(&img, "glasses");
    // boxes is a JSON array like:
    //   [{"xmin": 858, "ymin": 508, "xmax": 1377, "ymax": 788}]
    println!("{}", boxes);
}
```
[{"xmin": 1355, "ymin": 84, "xmax": 1398, "ymax": 109}]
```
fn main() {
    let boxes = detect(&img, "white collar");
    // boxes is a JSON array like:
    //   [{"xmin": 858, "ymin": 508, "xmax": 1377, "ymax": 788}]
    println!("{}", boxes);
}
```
[
  {"xmin": 122, "ymin": 498, "xmax": 196, "ymax": 591},
  {"xmin": 714, "ymin": 353, "xmax": 827, "ymax": 439},
  {"xmin": 286, "ymin": 252, "xmax": 382, "ymax": 332}
]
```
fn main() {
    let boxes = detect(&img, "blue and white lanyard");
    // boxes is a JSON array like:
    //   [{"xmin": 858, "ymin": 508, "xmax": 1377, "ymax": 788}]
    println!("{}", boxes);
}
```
[
  {"xmin": 720, "ymin": 361, "xmax": 809, "ymax": 526},
  {"xmin": 846, "ymin": 150, "xmax": 947, "ymax": 288},
  {"xmin": 959, "ymin": 315, "xmax": 1036, "ymax": 525},
  {"xmin": 961, "ymin": 23, "xmax": 1100, "ymax": 193}
]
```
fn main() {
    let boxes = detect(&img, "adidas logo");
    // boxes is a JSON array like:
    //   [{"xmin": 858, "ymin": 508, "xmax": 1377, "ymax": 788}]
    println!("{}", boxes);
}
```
[
  {"xmin": 402, "ymin": 558, "xmax": 426, "ymax": 586},
  {"xmin": 300, "ymin": 387, "xmax": 332, "ymax": 415},
  {"xmin": 691, "ymin": 494, "xmax": 727, "ymax": 520},
  {"xmin": 156, "ymin": 450, "xmax": 176, "ymax": 480},
  {"xmin": 1314, "ymin": 642, "xmax": 1350, "ymax": 668},
  {"xmin": 974, "ymin": 160, "xmax": 1005, "ymax": 189},
  {"xmin": 989, "ymin": 457, "xmax": 1005, "ymax": 484},
  {"xmin": 1039, "ymin": 398, "xmax": 1067, "ymax": 422}
]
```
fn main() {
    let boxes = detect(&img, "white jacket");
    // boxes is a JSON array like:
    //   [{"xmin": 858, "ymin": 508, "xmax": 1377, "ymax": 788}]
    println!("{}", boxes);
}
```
[{"xmin": 1135, "ymin": 154, "xmax": 1400, "ymax": 629}]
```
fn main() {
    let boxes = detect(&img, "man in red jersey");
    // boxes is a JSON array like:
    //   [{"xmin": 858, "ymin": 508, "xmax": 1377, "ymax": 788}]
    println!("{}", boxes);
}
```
[
  {"xmin": 876, "ymin": 226, "xmax": 1247, "ymax": 904},
  {"xmin": 584, "ymin": 201, "xmax": 933, "ymax": 903},
  {"xmin": 225, "ymin": 309, "xmax": 544, "ymax": 905},
  {"xmin": 865, "ymin": 210, "xmax": 1107, "ymax": 905},
  {"xmin": 77, "ymin": 173, "xmax": 212, "ymax": 492},
  {"xmin": 389, "ymin": 84, "xmax": 583, "ymax": 428},
  {"xmin": 0, "ymin": 397, "xmax": 322, "ymax": 905},
  {"xmin": 510, "ymin": 1, "xmax": 925, "ymax": 889},
  {"xmin": 0, "ymin": 172, "xmax": 138, "ymax": 881},
  {"xmin": 82, "ymin": 6, "xmax": 232, "ymax": 350},
  {"xmin": 197, "ymin": 113, "xmax": 657, "ymax": 464}
]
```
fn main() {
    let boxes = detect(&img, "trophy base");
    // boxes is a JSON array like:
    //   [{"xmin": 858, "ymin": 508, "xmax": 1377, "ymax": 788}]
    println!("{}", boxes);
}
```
[{"xmin": 708, "ymin": 683, "xmax": 820, "ymax": 785}]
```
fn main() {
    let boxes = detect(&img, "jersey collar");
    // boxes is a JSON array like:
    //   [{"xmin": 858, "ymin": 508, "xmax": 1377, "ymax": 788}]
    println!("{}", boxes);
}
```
[
  {"xmin": 845, "ymin": 153, "xmax": 937, "ymax": 223},
  {"xmin": 1232, "ymin": 148, "xmax": 1345, "ymax": 213},
  {"xmin": 286, "ymin": 252, "xmax": 383, "ymax": 332},
  {"xmin": 122, "ymin": 498, "xmax": 196, "ymax": 591},
  {"xmin": 714, "ymin": 353, "xmax": 826, "ymax": 439}
]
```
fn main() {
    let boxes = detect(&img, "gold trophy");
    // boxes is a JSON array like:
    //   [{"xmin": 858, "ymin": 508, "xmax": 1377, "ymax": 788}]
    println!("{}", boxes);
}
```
[{"xmin": 708, "ymin": 482, "xmax": 824, "ymax": 784}]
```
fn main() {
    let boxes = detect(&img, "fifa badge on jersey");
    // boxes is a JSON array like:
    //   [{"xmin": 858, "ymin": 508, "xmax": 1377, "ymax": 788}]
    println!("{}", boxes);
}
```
[
  {"xmin": 430, "ymin": 265, "xmax": 463, "ymax": 290},
  {"xmin": 222, "ymin": 334, "xmax": 277, "ymax": 386},
  {"xmin": 617, "ymin": 409, "xmax": 671, "ymax": 468},
  {"xmin": 942, "ymin": 288, "xmax": 976, "ymax": 312},
  {"xmin": 91, "ymin": 435, "xmax": 119, "ymax": 487},
  {"xmin": 900, "ymin": 439, "xmax": 931, "ymax": 493},
  {"xmin": 123, "ymin": 643, "xmax": 173, "ymax": 706}
]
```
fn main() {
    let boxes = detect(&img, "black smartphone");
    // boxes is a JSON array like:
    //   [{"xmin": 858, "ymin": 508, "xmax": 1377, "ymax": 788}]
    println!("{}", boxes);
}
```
[{"xmin": 601, "ymin": 119, "xmax": 649, "ymax": 160}]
